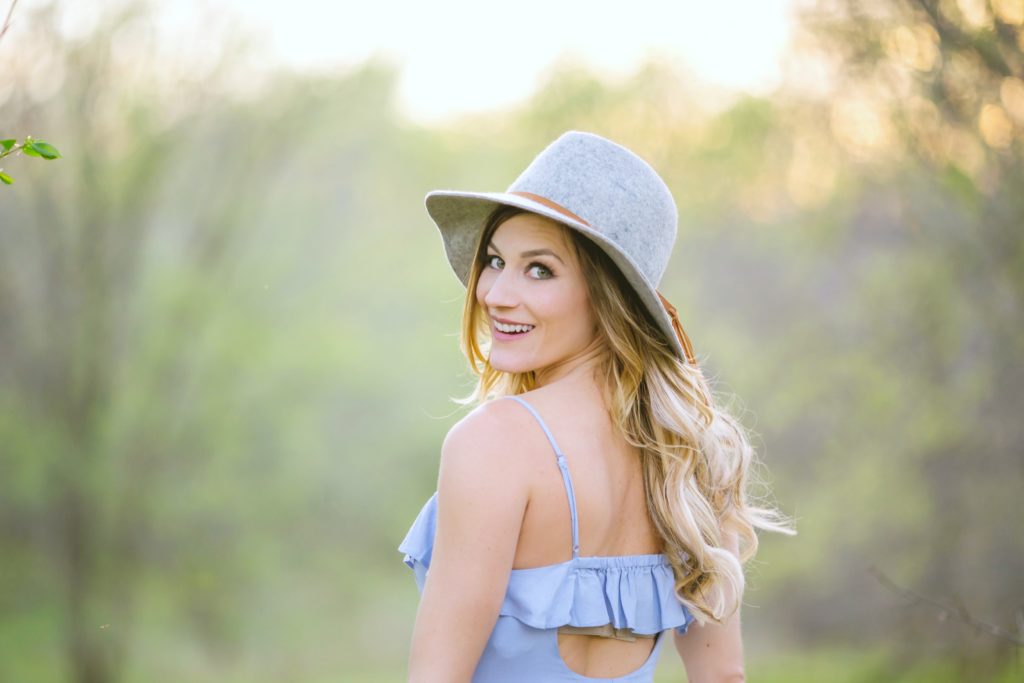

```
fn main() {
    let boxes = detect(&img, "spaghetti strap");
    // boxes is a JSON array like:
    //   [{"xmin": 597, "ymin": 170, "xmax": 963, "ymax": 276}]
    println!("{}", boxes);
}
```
[{"xmin": 504, "ymin": 395, "xmax": 581, "ymax": 559}]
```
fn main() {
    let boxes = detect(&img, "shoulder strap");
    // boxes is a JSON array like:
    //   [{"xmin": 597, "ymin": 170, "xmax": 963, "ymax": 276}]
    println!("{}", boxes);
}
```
[{"xmin": 504, "ymin": 395, "xmax": 581, "ymax": 559}]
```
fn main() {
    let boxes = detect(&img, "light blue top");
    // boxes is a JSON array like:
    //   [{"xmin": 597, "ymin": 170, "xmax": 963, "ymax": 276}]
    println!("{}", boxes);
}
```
[{"xmin": 399, "ymin": 395, "xmax": 695, "ymax": 682}]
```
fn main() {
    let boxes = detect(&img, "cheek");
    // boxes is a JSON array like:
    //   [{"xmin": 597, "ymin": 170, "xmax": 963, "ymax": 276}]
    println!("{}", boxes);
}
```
[
  {"xmin": 546, "ymin": 285, "xmax": 594, "ymax": 333},
  {"xmin": 575, "ymin": 299, "xmax": 597, "ymax": 337},
  {"xmin": 475, "ymin": 272, "xmax": 494, "ymax": 304}
]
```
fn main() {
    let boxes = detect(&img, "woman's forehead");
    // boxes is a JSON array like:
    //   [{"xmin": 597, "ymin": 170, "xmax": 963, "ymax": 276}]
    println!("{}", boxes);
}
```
[{"xmin": 491, "ymin": 212, "xmax": 572, "ymax": 252}]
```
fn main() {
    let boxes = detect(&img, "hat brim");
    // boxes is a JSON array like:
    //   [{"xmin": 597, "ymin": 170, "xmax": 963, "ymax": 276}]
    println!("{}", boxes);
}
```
[{"xmin": 424, "ymin": 190, "xmax": 687, "ymax": 361}]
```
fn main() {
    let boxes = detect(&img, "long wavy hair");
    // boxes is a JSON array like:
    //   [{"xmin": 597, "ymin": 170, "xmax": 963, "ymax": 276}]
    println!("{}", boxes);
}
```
[{"xmin": 455, "ymin": 204, "xmax": 796, "ymax": 625}]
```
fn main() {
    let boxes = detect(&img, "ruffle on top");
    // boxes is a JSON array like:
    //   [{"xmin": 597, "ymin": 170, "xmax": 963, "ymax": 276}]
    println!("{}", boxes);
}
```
[{"xmin": 398, "ymin": 492, "xmax": 696, "ymax": 636}]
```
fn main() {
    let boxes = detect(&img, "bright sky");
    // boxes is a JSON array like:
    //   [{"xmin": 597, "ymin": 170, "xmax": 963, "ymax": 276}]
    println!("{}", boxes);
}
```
[{"xmin": 31, "ymin": 0, "xmax": 800, "ymax": 124}]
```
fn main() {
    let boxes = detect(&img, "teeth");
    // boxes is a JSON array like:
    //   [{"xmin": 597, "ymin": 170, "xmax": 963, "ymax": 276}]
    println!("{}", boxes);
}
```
[{"xmin": 495, "ymin": 320, "xmax": 535, "ymax": 334}]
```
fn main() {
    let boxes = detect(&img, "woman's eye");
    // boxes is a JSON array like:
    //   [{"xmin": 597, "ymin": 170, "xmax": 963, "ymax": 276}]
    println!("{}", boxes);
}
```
[
  {"xmin": 485, "ymin": 255, "xmax": 503, "ymax": 269},
  {"xmin": 528, "ymin": 263, "xmax": 553, "ymax": 279}
]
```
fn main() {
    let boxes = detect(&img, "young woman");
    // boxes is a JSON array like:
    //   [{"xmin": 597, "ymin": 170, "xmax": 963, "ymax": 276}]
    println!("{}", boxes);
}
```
[{"xmin": 399, "ymin": 131, "xmax": 795, "ymax": 682}]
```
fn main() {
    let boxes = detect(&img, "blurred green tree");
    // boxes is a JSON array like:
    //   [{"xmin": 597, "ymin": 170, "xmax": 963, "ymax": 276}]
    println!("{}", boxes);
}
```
[
  {"xmin": 0, "ymin": 2, "xmax": 445, "ymax": 682},
  {"xmin": 784, "ymin": 0, "xmax": 1024, "ymax": 677}
]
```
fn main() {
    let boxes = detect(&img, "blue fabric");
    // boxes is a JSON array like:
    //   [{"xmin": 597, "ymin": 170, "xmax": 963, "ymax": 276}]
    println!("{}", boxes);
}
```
[{"xmin": 399, "ymin": 395, "xmax": 695, "ymax": 681}]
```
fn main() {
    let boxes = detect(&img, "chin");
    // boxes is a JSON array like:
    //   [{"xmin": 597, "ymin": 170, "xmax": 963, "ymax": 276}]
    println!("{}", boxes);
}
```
[{"xmin": 488, "ymin": 352, "xmax": 541, "ymax": 375}]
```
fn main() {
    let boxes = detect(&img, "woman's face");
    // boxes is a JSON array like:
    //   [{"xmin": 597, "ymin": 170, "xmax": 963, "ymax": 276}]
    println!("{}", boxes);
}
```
[{"xmin": 476, "ymin": 212, "xmax": 599, "ymax": 382}]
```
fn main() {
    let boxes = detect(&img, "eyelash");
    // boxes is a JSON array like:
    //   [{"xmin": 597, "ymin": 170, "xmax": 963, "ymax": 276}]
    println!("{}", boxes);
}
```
[{"xmin": 484, "ymin": 254, "xmax": 554, "ymax": 279}]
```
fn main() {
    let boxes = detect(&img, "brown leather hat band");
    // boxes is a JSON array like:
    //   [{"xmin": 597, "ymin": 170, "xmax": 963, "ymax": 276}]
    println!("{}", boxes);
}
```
[
  {"xmin": 657, "ymin": 292, "xmax": 699, "ymax": 366},
  {"xmin": 509, "ymin": 191, "xmax": 592, "ymax": 227}
]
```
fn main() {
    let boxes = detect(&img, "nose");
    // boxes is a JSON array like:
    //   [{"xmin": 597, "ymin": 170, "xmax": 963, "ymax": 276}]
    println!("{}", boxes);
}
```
[{"xmin": 479, "ymin": 265, "xmax": 519, "ymax": 311}]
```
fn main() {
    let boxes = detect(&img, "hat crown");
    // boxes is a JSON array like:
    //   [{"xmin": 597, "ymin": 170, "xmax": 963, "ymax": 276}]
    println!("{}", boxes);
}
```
[{"xmin": 507, "ymin": 131, "xmax": 677, "ymax": 287}]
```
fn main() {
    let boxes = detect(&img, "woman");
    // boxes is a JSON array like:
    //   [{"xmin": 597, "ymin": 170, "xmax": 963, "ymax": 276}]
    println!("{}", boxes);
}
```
[{"xmin": 399, "ymin": 131, "xmax": 794, "ymax": 682}]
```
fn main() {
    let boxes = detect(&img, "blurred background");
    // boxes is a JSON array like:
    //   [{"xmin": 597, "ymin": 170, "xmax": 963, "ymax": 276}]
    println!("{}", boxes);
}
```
[{"xmin": 1, "ymin": 0, "xmax": 1022, "ymax": 681}]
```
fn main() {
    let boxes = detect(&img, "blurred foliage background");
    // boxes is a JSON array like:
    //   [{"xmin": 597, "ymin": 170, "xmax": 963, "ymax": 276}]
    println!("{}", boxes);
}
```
[{"xmin": 1, "ymin": 1, "xmax": 1022, "ymax": 682}]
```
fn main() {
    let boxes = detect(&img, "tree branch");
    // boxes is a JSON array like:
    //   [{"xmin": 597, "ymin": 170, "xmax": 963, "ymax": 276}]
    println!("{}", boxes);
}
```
[
  {"xmin": 0, "ymin": 0, "xmax": 18, "ymax": 44},
  {"xmin": 868, "ymin": 565, "xmax": 1024, "ymax": 648}
]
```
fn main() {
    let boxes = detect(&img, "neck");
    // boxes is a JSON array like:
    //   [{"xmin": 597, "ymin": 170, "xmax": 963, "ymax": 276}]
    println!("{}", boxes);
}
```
[{"xmin": 533, "ymin": 339, "xmax": 606, "ymax": 390}]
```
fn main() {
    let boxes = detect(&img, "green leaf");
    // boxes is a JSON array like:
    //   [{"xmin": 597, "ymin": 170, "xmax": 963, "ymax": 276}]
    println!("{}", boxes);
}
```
[
  {"xmin": 27, "ymin": 141, "xmax": 60, "ymax": 160},
  {"xmin": 0, "ymin": 171, "xmax": 13, "ymax": 185},
  {"xmin": 0, "ymin": 139, "xmax": 14, "ymax": 152},
  {"xmin": 21, "ymin": 144, "xmax": 40, "ymax": 158}
]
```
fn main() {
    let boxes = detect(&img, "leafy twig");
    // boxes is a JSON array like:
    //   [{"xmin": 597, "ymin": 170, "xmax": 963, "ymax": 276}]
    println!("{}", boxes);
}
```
[
  {"xmin": 0, "ymin": 1, "xmax": 62, "ymax": 186},
  {"xmin": 868, "ymin": 564, "xmax": 1024, "ymax": 648},
  {"xmin": 0, "ymin": 137, "xmax": 62, "ymax": 184}
]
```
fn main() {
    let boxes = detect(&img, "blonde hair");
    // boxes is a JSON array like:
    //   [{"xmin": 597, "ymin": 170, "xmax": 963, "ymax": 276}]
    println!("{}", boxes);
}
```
[{"xmin": 456, "ymin": 205, "xmax": 796, "ymax": 625}]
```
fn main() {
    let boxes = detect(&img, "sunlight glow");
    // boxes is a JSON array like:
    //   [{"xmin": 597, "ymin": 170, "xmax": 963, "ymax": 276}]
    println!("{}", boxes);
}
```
[
  {"xmin": 26, "ymin": 0, "xmax": 797, "ymax": 124},
  {"xmin": 223, "ymin": 0, "xmax": 797, "ymax": 123}
]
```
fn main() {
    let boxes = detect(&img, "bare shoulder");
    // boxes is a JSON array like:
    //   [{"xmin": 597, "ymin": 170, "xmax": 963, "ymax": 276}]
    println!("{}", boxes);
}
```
[
  {"xmin": 438, "ymin": 397, "xmax": 541, "ymax": 491},
  {"xmin": 444, "ymin": 396, "xmax": 531, "ymax": 447},
  {"xmin": 443, "ymin": 396, "xmax": 536, "ymax": 460}
]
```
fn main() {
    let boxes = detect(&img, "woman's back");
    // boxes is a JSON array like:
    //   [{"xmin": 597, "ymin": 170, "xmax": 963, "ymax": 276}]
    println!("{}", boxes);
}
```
[
  {"xmin": 399, "ymin": 384, "xmax": 695, "ymax": 681},
  {"xmin": 508, "ymin": 382, "xmax": 664, "ymax": 569}
]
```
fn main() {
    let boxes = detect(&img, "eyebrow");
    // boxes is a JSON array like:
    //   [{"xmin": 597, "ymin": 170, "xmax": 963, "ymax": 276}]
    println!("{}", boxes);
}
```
[{"xmin": 488, "ymin": 242, "xmax": 566, "ymax": 265}]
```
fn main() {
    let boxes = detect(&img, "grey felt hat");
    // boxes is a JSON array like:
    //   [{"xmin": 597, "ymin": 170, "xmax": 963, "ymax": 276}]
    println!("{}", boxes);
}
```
[{"xmin": 424, "ymin": 130, "xmax": 697, "ymax": 365}]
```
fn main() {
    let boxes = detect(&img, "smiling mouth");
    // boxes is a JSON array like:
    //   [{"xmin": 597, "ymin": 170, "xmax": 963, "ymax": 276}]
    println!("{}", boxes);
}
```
[{"xmin": 493, "ymin": 320, "xmax": 535, "ymax": 335}]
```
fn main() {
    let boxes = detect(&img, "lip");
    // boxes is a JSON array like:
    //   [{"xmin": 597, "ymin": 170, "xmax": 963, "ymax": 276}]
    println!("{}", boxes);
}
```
[{"xmin": 491, "ymin": 316, "xmax": 534, "ymax": 326}]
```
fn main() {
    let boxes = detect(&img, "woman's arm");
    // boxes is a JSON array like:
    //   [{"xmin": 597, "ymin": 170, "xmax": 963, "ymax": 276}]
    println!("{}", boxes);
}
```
[
  {"xmin": 407, "ymin": 402, "xmax": 532, "ymax": 683},
  {"xmin": 672, "ymin": 529, "xmax": 746, "ymax": 683}
]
